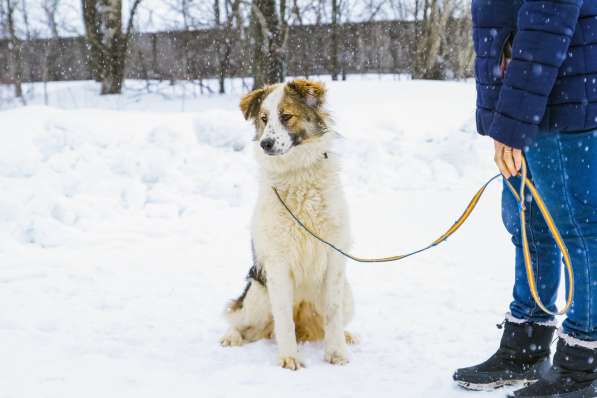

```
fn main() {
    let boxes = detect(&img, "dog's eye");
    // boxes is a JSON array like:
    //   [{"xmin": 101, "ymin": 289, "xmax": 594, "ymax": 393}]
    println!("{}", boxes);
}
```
[
  {"xmin": 260, "ymin": 114, "xmax": 268, "ymax": 123},
  {"xmin": 281, "ymin": 113, "xmax": 293, "ymax": 122}
]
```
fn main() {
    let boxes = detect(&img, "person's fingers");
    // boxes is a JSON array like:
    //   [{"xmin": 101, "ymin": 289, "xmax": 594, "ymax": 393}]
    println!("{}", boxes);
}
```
[
  {"xmin": 494, "ymin": 142, "xmax": 511, "ymax": 178},
  {"xmin": 513, "ymin": 149, "xmax": 523, "ymax": 174},
  {"xmin": 503, "ymin": 147, "xmax": 517, "ymax": 177},
  {"xmin": 497, "ymin": 156, "xmax": 510, "ymax": 178}
]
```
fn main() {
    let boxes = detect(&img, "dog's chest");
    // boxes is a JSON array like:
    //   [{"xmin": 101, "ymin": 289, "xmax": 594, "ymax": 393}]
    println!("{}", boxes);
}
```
[
  {"xmin": 282, "ymin": 187, "xmax": 331, "ymax": 237},
  {"xmin": 283, "ymin": 189, "xmax": 332, "ymax": 284},
  {"xmin": 254, "ymin": 185, "xmax": 344, "ymax": 286}
]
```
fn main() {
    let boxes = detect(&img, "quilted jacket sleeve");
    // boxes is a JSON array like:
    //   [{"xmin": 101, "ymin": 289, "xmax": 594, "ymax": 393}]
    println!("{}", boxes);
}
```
[{"xmin": 488, "ymin": 0, "xmax": 583, "ymax": 149}]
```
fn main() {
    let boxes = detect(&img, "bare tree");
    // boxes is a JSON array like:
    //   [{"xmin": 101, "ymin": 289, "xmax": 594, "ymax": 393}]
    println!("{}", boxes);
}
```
[
  {"xmin": 82, "ymin": 0, "xmax": 143, "ymax": 94},
  {"xmin": 40, "ymin": 0, "xmax": 62, "ymax": 104},
  {"xmin": 214, "ymin": 0, "xmax": 243, "ymax": 93},
  {"xmin": 0, "ymin": 1, "xmax": 7, "ymax": 94},
  {"xmin": 161, "ymin": 0, "xmax": 213, "ymax": 29},
  {"xmin": 290, "ymin": 0, "xmax": 303, "ymax": 24},
  {"xmin": 3, "ymin": 0, "xmax": 23, "ymax": 99},
  {"xmin": 250, "ymin": 0, "xmax": 288, "ymax": 89},
  {"xmin": 19, "ymin": 0, "xmax": 30, "ymax": 40},
  {"xmin": 411, "ymin": 0, "xmax": 470, "ymax": 79},
  {"xmin": 330, "ymin": 0, "xmax": 339, "ymax": 80},
  {"xmin": 444, "ymin": 3, "xmax": 474, "ymax": 79},
  {"xmin": 42, "ymin": 0, "xmax": 61, "ymax": 38}
]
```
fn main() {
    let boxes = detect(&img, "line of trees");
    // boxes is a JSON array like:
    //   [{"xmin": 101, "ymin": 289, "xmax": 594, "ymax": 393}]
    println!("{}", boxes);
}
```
[{"xmin": 0, "ymin": 0, "xmax": 474, "ymax": 97}]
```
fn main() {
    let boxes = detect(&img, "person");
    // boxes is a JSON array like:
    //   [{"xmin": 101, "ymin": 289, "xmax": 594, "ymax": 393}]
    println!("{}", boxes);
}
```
[{"xmin": 452, "ymin": 1, "xmax": 597, "ymax": 397}]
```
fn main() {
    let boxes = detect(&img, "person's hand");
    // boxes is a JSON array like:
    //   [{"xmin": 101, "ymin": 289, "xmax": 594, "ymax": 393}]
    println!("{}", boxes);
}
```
[{"xmin": 494, "ymin": 139, "xmax": 522, "ymax": 179}]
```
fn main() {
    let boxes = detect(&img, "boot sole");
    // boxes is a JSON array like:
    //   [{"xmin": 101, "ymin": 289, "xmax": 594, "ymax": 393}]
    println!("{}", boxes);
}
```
[
  {"xmin": 456, "ymin": 378, "xmax": 537, "ymax": 392},
  {"xmin": 506, "ymin": 384, "xmax": 597, "ymax": 398}
]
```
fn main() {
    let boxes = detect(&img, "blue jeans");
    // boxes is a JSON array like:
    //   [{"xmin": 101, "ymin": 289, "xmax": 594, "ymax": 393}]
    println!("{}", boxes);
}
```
[{"xmin": 504, "ymin": 129, "xmax": 597, "ymax": 341}]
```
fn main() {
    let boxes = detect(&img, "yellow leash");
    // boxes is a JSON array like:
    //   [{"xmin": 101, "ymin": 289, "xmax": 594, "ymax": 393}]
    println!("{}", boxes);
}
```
[{"xmin": 273, "ymin": 157, "xmax": 574, "ymax": 316}]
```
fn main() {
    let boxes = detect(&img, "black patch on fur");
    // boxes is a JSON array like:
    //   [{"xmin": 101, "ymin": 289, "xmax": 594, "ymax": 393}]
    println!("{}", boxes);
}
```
[
  {"xmin": 248, "ymin": 242, "xmax": 266, "ymax": 286},
  {"xmin": 247, "ymin": 264, "xmax": 267, "ymax": 286},
  {"xmin": 232, "ymin": 243, "xmax": 267, "ymax": 311},
  {"xmin": 323, "ymin": 152, "xmax": 328, "ymax": 159}
]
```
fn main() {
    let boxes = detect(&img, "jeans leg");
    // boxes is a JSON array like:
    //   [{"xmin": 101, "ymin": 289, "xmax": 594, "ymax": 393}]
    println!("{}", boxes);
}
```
[
  {"xmin": 536, "ymin": 131, "xmax": 597, "ymax": 341},
  {"xmin": 504, "ymin": 174, "xmax": 561, "ymax": 323}
]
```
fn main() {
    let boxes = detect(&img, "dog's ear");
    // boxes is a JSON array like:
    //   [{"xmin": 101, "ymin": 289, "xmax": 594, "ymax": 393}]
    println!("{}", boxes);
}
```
[
  {"xmin": 287, "ymin": 80, "xmax": 326, "ymax": 108},
  {"xmin": 240, "ymin": 86, "xmax": 270, "ymax": 121}
]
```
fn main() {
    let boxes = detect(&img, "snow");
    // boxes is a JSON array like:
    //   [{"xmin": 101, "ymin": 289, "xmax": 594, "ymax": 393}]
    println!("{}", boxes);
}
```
[{"xmin": 0, "ymin": 78, "xmax": 540, "ymax": 397}]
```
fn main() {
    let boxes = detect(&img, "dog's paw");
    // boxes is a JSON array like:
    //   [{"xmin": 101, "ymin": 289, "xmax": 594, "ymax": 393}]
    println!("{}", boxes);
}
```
[
  {"xmin": 220, "ymin": 329, "xmax": 244, "ymax": 347},
  {"xmin": 325, "ymin": 349, "xmax": 349, "ymax": 365},
  {"xmin": 279, "ymin": 356, "xmax": 304, "ymax": 371},
  {"xmin": 344, "ymin": 331, "xmax": 359, "ymax": 345}
]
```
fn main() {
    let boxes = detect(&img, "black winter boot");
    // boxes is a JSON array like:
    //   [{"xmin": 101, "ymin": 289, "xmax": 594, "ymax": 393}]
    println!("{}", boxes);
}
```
[
  {"xmin": 453, "ymin": 320, "xmax": 556, "ymax": 391},
  {"xmin": 508, "ymin": 338, "xmax": 597, "ymax": 397}
]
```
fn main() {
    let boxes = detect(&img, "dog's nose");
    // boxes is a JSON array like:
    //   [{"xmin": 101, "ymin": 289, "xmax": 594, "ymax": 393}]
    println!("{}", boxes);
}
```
[{"xmin": 260, "ymin": 138, "xmax": 275, "ymax": 152}]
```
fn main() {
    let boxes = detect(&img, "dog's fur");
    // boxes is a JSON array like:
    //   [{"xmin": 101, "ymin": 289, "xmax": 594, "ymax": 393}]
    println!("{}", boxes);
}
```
[{"xmin": 220, "ymin": 80, "xmax": 356, "ymax": 370}]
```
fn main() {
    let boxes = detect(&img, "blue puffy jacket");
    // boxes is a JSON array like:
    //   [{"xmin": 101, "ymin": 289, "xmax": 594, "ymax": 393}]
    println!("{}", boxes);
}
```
[{"xmin": 473, "ymin": 0, "xmax": 596, "ymax": 149}]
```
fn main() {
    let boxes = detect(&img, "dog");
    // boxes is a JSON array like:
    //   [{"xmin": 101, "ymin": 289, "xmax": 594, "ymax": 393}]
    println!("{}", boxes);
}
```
[{"xmin": 219, "ymin": 79, "xmax": 356, "ymax": 370}]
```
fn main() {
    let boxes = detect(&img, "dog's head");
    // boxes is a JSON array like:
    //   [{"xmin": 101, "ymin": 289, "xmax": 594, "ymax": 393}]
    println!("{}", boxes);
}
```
[{"xmin": 240, "ymin": 80, "xmax": 330, "ymax": 157}]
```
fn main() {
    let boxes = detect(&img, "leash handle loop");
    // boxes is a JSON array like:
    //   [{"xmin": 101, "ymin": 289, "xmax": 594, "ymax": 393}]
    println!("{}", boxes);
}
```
[
  {"xmin": 272, "ymin": 157, "xmax": 575, "ymax": 315},
  {"xmin": 517, "ymin": 159, "xmax": 574, "ymax": 317}
]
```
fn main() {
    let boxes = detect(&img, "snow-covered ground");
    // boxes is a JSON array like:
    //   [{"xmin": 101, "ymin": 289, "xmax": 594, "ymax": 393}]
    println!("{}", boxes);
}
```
[{"xmin": 0, "ymin": 78, "xmax": 545, "ymax": 397}]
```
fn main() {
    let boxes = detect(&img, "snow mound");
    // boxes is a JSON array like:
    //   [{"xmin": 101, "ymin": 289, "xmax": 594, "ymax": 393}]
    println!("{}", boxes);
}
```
[
  {"xmin": 193, "ymin": 109, "xmax": 253, "ymax": 151},
  {"xmin": 0, "ymin": 104, "xmax": 256, "ymax": 248}
]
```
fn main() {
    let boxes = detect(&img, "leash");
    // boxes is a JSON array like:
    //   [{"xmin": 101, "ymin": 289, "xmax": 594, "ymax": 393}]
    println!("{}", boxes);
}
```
[{"xmin": 272, "ymin": 157, "xmax": 574, "ymax": 316}]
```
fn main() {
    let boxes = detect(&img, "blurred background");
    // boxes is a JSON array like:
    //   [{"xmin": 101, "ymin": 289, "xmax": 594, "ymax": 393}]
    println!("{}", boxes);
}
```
[{"xmin": 0, "ymin": 0, "xmax": 473, "ymax": 101}]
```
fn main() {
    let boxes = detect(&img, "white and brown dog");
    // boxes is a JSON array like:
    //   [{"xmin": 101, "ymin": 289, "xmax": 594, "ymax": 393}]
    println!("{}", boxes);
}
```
[{"xmin": 220, "ymin": 79, "xmax": 356, "ymax": 370}]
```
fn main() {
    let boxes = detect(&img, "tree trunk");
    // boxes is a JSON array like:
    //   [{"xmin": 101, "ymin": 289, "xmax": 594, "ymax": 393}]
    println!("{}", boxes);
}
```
[
  {"xmin": 215, "ymin": 0, "xmax": 228, "ymax": 94},
  {"xmin": 214, "ymin": 0, "xmax": 220, "ymax": 25},
  {"xmin": 101, "ymin": 50, "xmax": 126, "ymax": 95},
  {"xmin": 5, "ymin": 0, "xmax": 23, "ymax": 98},
  {"xmin": 412, "ymin": 0, "xmax": 455, "ymax": 80},
  {"xmin": 330, "ymin": 0, "xmax": 339, "ymax": 81},
  {"xmin": 448, "ymin": 12, "xmax": 474, "ymax": 80},
  {"xmin": 251, "ymin": 0, "xmax": 286, "ymax": 89},
  {"xmin": 100, "ymin": 0, "xmax": 126, "ymax": 94},
  {"xmin": 217, "ymin": 36, "xmax": 231, "ymax": 94},
  {"xmin": 10, "ymin": 42, "xmax": 23, "ymax": 98},
  {"xmin": 82, "ymin": 0, "xmax": 139, "ymax": 95},
  {"xmin": 82, "ymin": 0, "xmax": 104, "ymax": 81}
]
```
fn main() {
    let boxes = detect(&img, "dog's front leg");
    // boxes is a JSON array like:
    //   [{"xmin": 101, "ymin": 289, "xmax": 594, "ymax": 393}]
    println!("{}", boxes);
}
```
[
  {"xmin": 268, "ymin": 265, "xmax": 302, "ymax": 370},
  {"xmin": 324, "ymin": 252, "xmax": 349, "ymax": 365}
]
